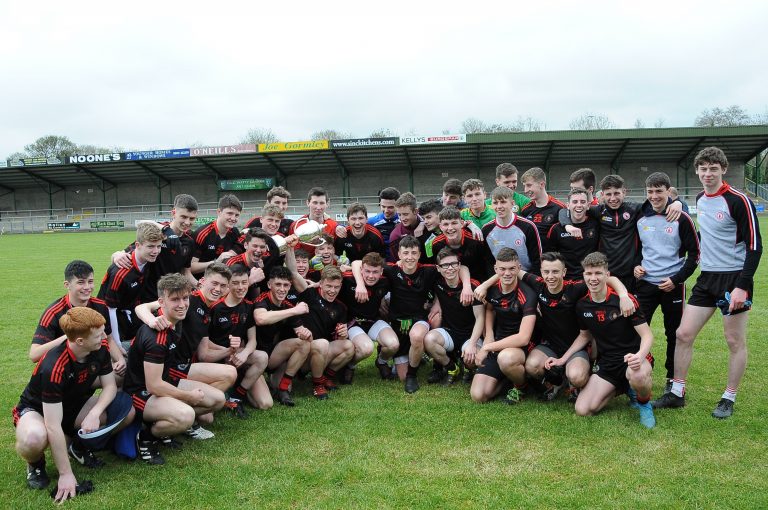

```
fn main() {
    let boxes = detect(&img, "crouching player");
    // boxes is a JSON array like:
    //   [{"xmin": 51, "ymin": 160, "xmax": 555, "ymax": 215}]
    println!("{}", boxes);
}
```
[
  {"xmin": 13, "ymin": 307, "xmax": 134, "ymax": 501},
  {"xmin": 548, "ymin": 252, "xmax": 656, "ymax": 428},
  {"xmin": 124, "ymin": 274, "xmax": 227, "ymax": 464}
]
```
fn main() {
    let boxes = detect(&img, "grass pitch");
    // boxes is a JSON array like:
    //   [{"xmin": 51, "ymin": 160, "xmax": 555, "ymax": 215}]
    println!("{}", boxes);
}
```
[{"xmin": 1, "ymin": 228, "xmax": 767, "ymax": 509}]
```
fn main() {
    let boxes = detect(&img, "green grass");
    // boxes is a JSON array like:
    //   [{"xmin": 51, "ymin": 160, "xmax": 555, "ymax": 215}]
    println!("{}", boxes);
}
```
[{"xmin": 1, "ymin": 228, "xmax": 767, "ymax": 509}]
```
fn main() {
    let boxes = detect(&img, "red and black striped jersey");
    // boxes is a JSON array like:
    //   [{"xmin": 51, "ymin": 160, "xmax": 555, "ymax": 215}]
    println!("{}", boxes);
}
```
[
  {"xmin": 18, "ymin": 340, "xmax": 111, "ymax": 413},
  {"xmin": 33, "ymin": 295, "xmax": 111, "ymax": 345},
  {"xmin": 431, "ymin": 230, "xmax": 491, "ymax": 280},
  {"xmin": 97, "ymin": 251, "xmax": 146, "ymax": 310},
  {"xmin": 296, "ymin": 287, "xmax": 347, "ymax": 341},
  {"xmin": 433, "ymin": 276, "xmax": 481, "ymax": 340},
  {"xmin": 192, "ymin": 221, "xmax": 244, "ymax": 267},
  {"xmin": 253, "ymin": 291, "xmax": 300, "ymax": 347},
  {"xmin": 334, "ymin": 225, "xmax": 385, "ymax": 262},
  {"xmin": 576, "ymin": 288, "xmax": 645, "ymax": 364},
  {"xmin": 382, "ymin": 263, "xmax": 438, "ymax": 321},
  {"xmin": 485, "ymin": 279, "xmax": 538, "ymax": 340},
  {"xmin": 207, "ymin": 298, "xmax": 255, "ymax": 348},
  {"xmin": 339, "ymin": 272, "xmax": 390, "ymax": 329},
  {"xmin": 547, "ymin": 217, "xmax": 600, "ymax": 281},
  {"xmin": 123, "ymin": 323, "xmax": 187, "ymax": 395},
  {"xmin": 521, "ymin": 195, "xmax": 566, "ymax": 251}
]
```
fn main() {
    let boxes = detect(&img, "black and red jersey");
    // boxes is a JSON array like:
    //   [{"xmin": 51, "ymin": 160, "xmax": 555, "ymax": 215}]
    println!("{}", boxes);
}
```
[
  {"xmin": 207, "ymin": 299, "xmax": 255, "ymax": 348},
  {"xmin": 192, "ymin": 221, "xmax": 244, "ymax": 271},
  {"xmin": 124, "ymin": 323, "xmax": 188, "ymax": 395},
  {"xmin": 244, "ymin": 216, "xmax": 293, "ymax": 237},
  {"xmin": 253, "ymin": 291, "xmax": 301, "ymax": 347},
  {"xmin": 520, "ymin": 273, "xmax": 589, "ymax": 356},
  {"xmin": 296, "ymin": 287, "xmax": 347, "ymax": 340},
  {"xmin": 33, "ymin": 295, "xmax": 111, "ymax": 345},
  {"xmin": 339, "ymin": 272, "xmax": 390, "ymax": 329},
  {"xmin": 382, "ymin": 263, "xmax": 439, "ymax": 321},
  {"xmin": 576, "ymin": 288, "xmax": 645, "ymax": 363},
  {"xmin": 588, "ymin": 202, "xmax": 643, "ymax": 278},
  {"xmin": 18, "ymin": 340, "xmax": 112, "ymax": 413},
  {"xmin": 178, "ymin": 290, "xmax": 212, "ymax": 362},
  {"xmin": 521, "ymin": 195, "xmax": 566, "ymax": 252},
  {"xmin": 97, "ymin": 251, "xmax": 147, "ymax": 340},
  {"xmin": 485, "ymin": 280, "xmax": 538, "ymax": 340},
  {"xmin": 431, "ymin": 230, "xmax": 490, "ymax": 280},
  {"xmin": 433, "ymin": 276, "xmax": 481, "ymax": 340},
  {"xmin": 334, "ymin": 225, "xmax": 385, "ymax": 261},
  {"xmin": 225, "ymin": 241, "xmax": 281, "ymax": 300},
  {"xmin": 547, "ymin": 217, "xmax": 600, "ymax": 281}
]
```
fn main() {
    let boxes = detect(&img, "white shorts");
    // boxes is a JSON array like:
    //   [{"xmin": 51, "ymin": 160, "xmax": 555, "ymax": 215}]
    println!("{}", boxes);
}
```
[
  {"xmin": 431, "ymin": 328, "xmax": 461, "ymax": 353},
  {"xmin": 461, "ymin": 338, "xmax": 484, "ymax": 353},
  {"xmin": 348, "ymin": 320, "xmax": 391, "ymax": 342}
]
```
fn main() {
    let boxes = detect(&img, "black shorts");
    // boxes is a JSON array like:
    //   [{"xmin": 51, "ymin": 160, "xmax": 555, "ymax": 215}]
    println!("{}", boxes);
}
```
[
  {"xmin": 593, "ymin": 353, "xmax": 654, "ymax": 394},
  {"xmin": 13, "ymin": 396, "xmax": 90, "ymax": 435},
  {"xmin": 130, "ymin": 389, "xmax": 152, "ymax": 418},
  {"xmin": 688, "ymin": 271, "xmax": 753, "ymax": 314},
  {"xmin": 476, "ymin": 351, "xmax": 505, "ymax": 380},
  {"xmin": 390, "ymin": 318, "xmax": 429, "ymax": 359}
]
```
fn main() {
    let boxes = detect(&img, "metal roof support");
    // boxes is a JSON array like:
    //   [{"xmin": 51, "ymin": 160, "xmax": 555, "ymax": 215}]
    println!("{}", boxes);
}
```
[
  {"xmin": 331, "ymin": 151, "xmax": 350, "ymax": 206},
  {"xmin": 135, "ymin": 162, "xmax": 170, "ymax": 208},
  {"xmin": 198, "ymin": 159, "xmax": 225, "ymax": 181},
  {"xmin": 73, "ymin": 165, "xmax": 118, "ymax": 191},
  {"xmin": 0, "ymin": 183, "xmax": 14, "ymax": 193},
  {"xmin": 16, "ymin": 168, "xmax": 65, "ymax": 193},
  {"xmin": 543, "ymin": 141, "xmax": 556, "ymax": 177},
  {"xmin": 475, "ymin": 144, "xmax": 482, "ymax": 178},
  {"xmin": 403, "ymin": 148, "xmax": 415, "ymax": 192},
  {"xmin": 610, "ymin": 139, "xmax": 631, "ymax": 174},
  {"xmin": 261, "ymin": 154, "xmax": 287, "ymax": 187}
]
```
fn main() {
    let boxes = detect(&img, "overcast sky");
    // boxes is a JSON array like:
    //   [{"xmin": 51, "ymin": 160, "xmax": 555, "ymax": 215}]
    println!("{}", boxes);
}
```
[{"xmin": 1, "ymin": 0, "xmax": 766, "ymax": 157}]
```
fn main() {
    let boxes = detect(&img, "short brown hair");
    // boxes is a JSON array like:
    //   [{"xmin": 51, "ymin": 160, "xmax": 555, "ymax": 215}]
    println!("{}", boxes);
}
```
[
  {"xmin": 267, "ymin": 186, "xmax": 291, "ymax": 202},
  {"xmin": 320, "ymin": 265, "xmax": 343, "ymax": 281},
  {"xmin": 495, "ymin": 247, "xmax": 519, "ymax": 263},
  {"xmin": 521, "ymin": 167, "xmax": 546, "ymax": 183},
  {"xmin": 568, "ymin": 187, "xmax": 589, "ymax": 200},
  {"xmin": 60, "ymin": 307, "xmax": 106, "ymax": 342},
  {"xmin": 307, "ymin": 187, "xmax": 328, "ymax": 202},
  {"xmin": 442, "ymin": 178, "xmax": 462, "ymax": 196},
  {"xmin": 218, "ymin": 194, "xmax": 242, "ymax": 212},
  {"xmin": 204, "ymin": 262, "xmax": 232, "ymax": 281},
  {"xmin": 347, "ymin": 202, "xmax": 367, "ymax": 218},
  {"xmin": 173, "ymin": 194, "xmax": 198, "ymax": 211},
  {"xmin": 600, "ymin": 174, "xmax": 625, "ymax": 191},
  {"xmin": 490, "ymin": 186, "xmax": 513, "ymax": 201},
  {"xmin": 436, "ymin": 247, "xmax": 459, "ymax": 263},
  {"xmin": 581, "ymin": 251, "xmax": 609, "ymax": 270},
  {"xmin": 495, "ymin": 163, "xmax": 518, "ymax": 178},
  {"xmin": 438, "ymin": 206, "xmax": 461, "ymax": 222},
  {"xmin": 694, "ymin": 146, "xmax": 728, "ymax": 169},
  {"xmin": 569, "ymin": 168, "xmax": 595, "ymax": 190},
  {"xmin": 262, "ymin": 204, "xmax": 284, "ymax": 219},
  {"xmin": 361, "ymin": 252, "xmax": 384, "ymax": 268},
  {"xmin": 645, "ymin": 172, "xmax": 671, "ymax": 189},
  {"xmin": 158, "ymin": 273, "xmax": 194, "ymax": 298},
  {"xmin": 395, "ymin": 192, "xmax": 417, "ymax": 210},
  {"xmin": 462, "ymin": 178, "xmax": 484, "ymax": 195},
  {"xmin": 136, "ymin": 223, "xmax": 163, "ymax": 244}
]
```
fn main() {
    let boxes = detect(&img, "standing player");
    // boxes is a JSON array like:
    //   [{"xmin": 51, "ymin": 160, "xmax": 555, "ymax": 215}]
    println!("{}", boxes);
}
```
[
  {"xmin": 368, "ymin": 187, "xmax": 400, "ymax": 261},
  {"xmin": 520, "ymin": 167, "xmax": 566, "ymax": 252},
  {"xmin": 569, "ymin": 168, "xmax": 598, "ymax": 205},
  {"xmin": 98, "ymin": 223, "xmax": 163, "ymax": 349},
  {"xmin": 547, "ymin": 187, "xmax": 600, "ymax": 280},
  {"xmin": 551, "ymin": 252, "xmax": 656, "ymax": 428},
  {"xmin": 485, "ymin": 163, "xmax": 531, "ymax": 213},
  {"xmin": 633, "ymin": 172, "xmax": 699, "ymax": 392},
  {"xmin": 460, "ymin": 179, "xmax": 495, "ymax": 230},
  {"xmin": 431, "ymin": 206, "xmax": 489, "ymax": 280},
  {"xmin": 470, "ymin": 248, "xmax": 537, "ymax": 403},
  {"xmin": 389, "ymin": 192, "xmax": 422, "ymax": 260},
  {"xmin": 13, "ymin": 307, "xmax": 132, "ymax": 499},
  {"xmin": 423, "ymin": 248, "xmax": 484, "ymax": 384},
  {"xmin": 31, "ymin": 260, "xmax": 125, "ymax": 379},
  {"xmin": 243, "ymin": 186, "xmax": 294, "ymax": 236},
  {"xmin": 191, "ymin": 194, "xmax": 244, "ymax": 276},
  {"xmin": 482, "ymin": 186, "xmax": 542, "ymax": 273},
  {"xmin": 289, "ymin": 187, "xmax": 341, "ymax": 255},
  {"xmin": 125, "ymin": 274, "xmax": 227, "ymax": 464},
  {"xmin": 653, "ymin": 147, "xmax": 762, "ymax": 419},
  {"xmin": 253, "ymin": 267, "xmax": 311, "ymax": 406},
  {"xmin": 416, "ymin": 198, "xmax": 444, "ymax": 263},
  {"xmin": 334, "ymin": 202, "xmax": 385, "ymax": 261}
]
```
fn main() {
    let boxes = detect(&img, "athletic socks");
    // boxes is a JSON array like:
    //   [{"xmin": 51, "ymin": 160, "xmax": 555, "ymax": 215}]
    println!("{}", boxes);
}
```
[
  {"xmin": 636, "ymin": 392, "xmax": 652, "ymax": 405},
  {"xmin": 324, "ymin": 368, "xmax": 337, "ymax": 381},
  {"xmin": 312, "ymin": 376, "xmax": 324, "ymax": 388},
  {"xmin": 233, "ymin": 385, "xmax": 248, "ymax": 399},
  {"xmin": 407, "ymin": 363, "xmax": 420, "ymax": 377},
  {"xmin": 722, "ymin": 387, "xmax": 737, "ymax": 402},
  {"xmin": 278, "ymin": 374, "xmax": 294, "ymax": 392},
  {"xmin": 139, "ymin": 427, "xmax": 158, "ymax": 443},
  {"xmin": 671, "ymin": 378, "xmax": 686, "ymax": 397}
]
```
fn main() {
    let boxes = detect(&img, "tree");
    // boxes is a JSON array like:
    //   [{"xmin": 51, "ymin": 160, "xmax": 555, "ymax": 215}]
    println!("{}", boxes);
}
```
[
  {"xmin": 508, "ymin": 116, "xmax": 545, "ymax": 132},
  {"xmin": 460, "ymin": 116, "xmax": 545, "ymax": 134},
  {"xmin": 73, "ymin": 144, "xmax": 120, "ymax": 155},
  {"xmin": 6, "ymin": 151, "xmax": 27, "ymax": 161},
  {"xmin": 368, "ymin": 128, "xmax": 396, "ymax": 138},
  {"xmin": 633, "ymin": 118, "xmax": 645, "ymax": 129},
  {"xmin": 241, "ymin": 128, "xmax": 280, "ymax": 145},
  {"xmin": 694, "ymin": 105, "xmax": 751, "ymax": 127},
  {"xmin": 568, "ymin": 114, "xmax": 616, "ymax": 130},
  {"xmin": 23, "ymin": 135, "xmax": 78, "ymax": 158},
  {"xmin": 310, "ymin": 129, "xmax": 353, "ymax": 141},
  {"xmin": 653, "ymin": 118, "xmax": 666, "ymax": 128},
  {"xmin": 460, "ymin": 117, "xmax": 488, "ymax": 134}
]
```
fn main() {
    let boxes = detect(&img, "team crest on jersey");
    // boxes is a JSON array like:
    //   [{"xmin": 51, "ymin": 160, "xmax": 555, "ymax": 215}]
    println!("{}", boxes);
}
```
[
  {"xmin": 609, "ymin": 311, "xmax": 620, "ymax": 321},
  {"xmin": 515, "ymin": 239, "xmax": 522, "ymax": 246},
  {"xmin": 623, "ymin": 212, "xmax": 631, "ymax": 220},
  {"xmin": 512, "ymin": 205, "xmax": 519, "ymax": 212},
  {"xmin": 665, "ymin": 226, "xmax": 674, "ymax": 234},
  {"xmin": 88, "ymin": 362, "xmax": 99, "ymax": 374},
  {"xmin": 544, "ymin": 214, "xmax": 554, "ymax": 223},
  {"xmin": 601, "ymin": 216, "xmax": 613, "ymax": 223},
  {"xmin": 715, "ymin": 211, "xmax": 725, "ymax": 221},
  {"xmin": 586, "ymin": 229, "xmax": 595, "ymax": 238}
]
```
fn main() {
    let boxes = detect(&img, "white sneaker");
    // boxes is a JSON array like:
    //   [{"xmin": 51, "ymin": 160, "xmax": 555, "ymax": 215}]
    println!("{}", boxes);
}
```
[{"xmin": 185, "ymin": 423, "xmax": 214, "ymax": 440}]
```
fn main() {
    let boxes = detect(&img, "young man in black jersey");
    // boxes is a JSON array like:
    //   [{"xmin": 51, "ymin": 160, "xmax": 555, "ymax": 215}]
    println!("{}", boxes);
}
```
[
  {"xmin": 470, "ymin": 248, "xmax": 538, "ymax": 404},
  {"xmin": 14, "ymin": 307, "xmax": 133, "ymax": 500},
  {"xmin": 243, "ymin": 189, "xmax": 294, "ymax": 236},
  {"xmin": 111, "ymin": 194, "xmax": 200, "ymax": 299},
  {"xmin": 334, "ymin": 202, "xmax": 385, "ymax": 262},
  {"xmin": 431, "ymin": 206, "xmax": 489, "ymax": 280},
  {"xmin": 198, "ymin": 264, "xmax": 271, "ymax": 415},
  {"xmin": 423, "ymin": 248, "xmax": 484, "ymax": 385},
  {"xmin": 417, "ymin": 198, "xmax": 444, "ymax": 263},
  {"xmin": 549, "ymin": 252, "xmax": 656, "ymax": 428},
  {"xmin": 191, "ymin": 194, "xmax": 244, "ymax": 277},
  {"xmin": 547, "ymin": 188, "xmax": 599, "ymax": 280},
  {"xmin": 352, "ymin": 235, "xmax": 473, "ymax": 393},
  {"xmin": 225, "ymin": 228, "xmax": 282, "ymax": 300},
  {"xmin": 254, "ymin": 267, "xmax": 311, "ymax": 406},
  {"xmin": 124, "ymin": 274, "xmax": 227, "ymax": 464},
  {"xmin": 520, "ymin": 167, "xmax": 566, "ymax": 252},
  {"xmin": 31, "ymin": 260, "xmax": 126, "ymax": 379},
  {"xmin": 135, "ymin": 263, "xmax": 237, "ymax": 438},
  {"xmin": 98, "ymin": 223, "xmax": 163, "ymax": 349}
]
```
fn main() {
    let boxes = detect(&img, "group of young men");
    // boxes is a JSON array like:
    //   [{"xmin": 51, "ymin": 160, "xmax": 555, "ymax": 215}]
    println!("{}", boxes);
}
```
[{"xmin": 14, "ymin": 146, "xmax": 761, "ymax": 501}]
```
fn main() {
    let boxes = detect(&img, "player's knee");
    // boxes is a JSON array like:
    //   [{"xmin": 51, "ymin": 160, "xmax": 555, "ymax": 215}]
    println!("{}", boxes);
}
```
[
  {"xmin": 470, "ymin": 385, "xmax": 490, "ymax": 403},
  {"xmin": 297, "ymin": 340, "xmax": 311, "ymax": 355},
  {"xmin": 210, "ymin": 388, "xmax": 227, "ymax": 410},
  {"xmin": 574, "ymin": 399, "xmax": 592, "ymax": 417},
  {"xmin": 312, "ymin": 339, "xmax": 329, "ymax": 356},
  {"xmin": 498, "ymin": 349, "xmax": 522, "ymax": 368},
  {"xmin": 675, "ymin": 326, "xmax": 695, "ymax": 345},
  {"xmin": 357, "ymin": 341, "xmax": 374, "ymax": 359},
  {"xmin": 567, "ymin": 367, "xmax": 589, "ymax": 388},
  {"xmin": 177, "ymin": 405, "xmax": 196, "ymax": 428},
  {"xmin": 17, "ymin": 428, "xmax": 47, "ymax": 453},
  {"xmin": 250, "ymin": 350, "xmax": 269, "ymax": 369},
  {"xmin": 525, "ymin": 358, "xmax": 543, "ymax": 377},
  {"xmin": 223, "ymin": 365, "xmax": 238, "ymax": 386},
  {"xmin": 724, "ymin": 333, "xmax": 746, "ymax": 352}
]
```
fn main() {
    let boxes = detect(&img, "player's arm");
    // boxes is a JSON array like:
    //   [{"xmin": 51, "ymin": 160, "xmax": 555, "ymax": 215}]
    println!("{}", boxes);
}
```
[
  {"xmin": 196, "ymin": 336, "xmax": 232, "ymax": 363},
  {"xmin": 469, "ymin": 304, "xmax": 485, "ymax": 342},
  {"xmin": 144, "ymin": 361, "xmax": 201, "ymax": 405},
  {"xmin": 232, "ymin": 326, "xmax": 257, "ymax": 367},
  {"xmin": 254, "ymin": 302, "xmax": 308, "ymax": 325},
  {"xmin": 29, "ymin": 329, "xmax": 67, "ymax": 363},
  {"xmin": 134, "ymin": 301, "xmax": 171, "ymax": 330},
  {"xmin": 458, "ymin": 265, "xmax": 473, "ymax": 305},
  {"xmin": 606, "ymin": 276, "xmax": 636, "ymax": 316},
  {"xmin": 473, "ymin": 274, "xmax": 499, "ymax": 302},
  {"xmin": 625, "ymin": 322, "xmax": 654, "ymax": 370},
  {"xmin": 105, "ymin": 333, "xmax": 127, "ymax": 373},
  {"xmin": 350, "ymin": 260, "xmax": 370, "ymax": 303},
  {"xmin": 183, "ymin": 267, "xmax": 198, "ymax": 289},
  {"xmin": 41, "ymin": 402, "xmax": 77, "ymax": 502},
  {"xmin": 108, "ymin": 307, "xmax": 122, "ymax": 344},
  {"xmin": 730, "ymin": 195, "xmax": 763, "ymax": 311},
  {"xmin": 546, "ymin": 330, "xmax": 592, "ymax": 369},
  {"xmin": 83, "ymin": 371, "xmax": 118, "ymax": 433},
  {"xmin": 284, "ymin": 245, "xmax": 309, "ymax": 293},
  {"xmin": 191, "ymin": 250, "xmax": 236, "ymax": 274},
  {"xmin": 669, "ymin": 213, "xmax": 700, "ymax": 287},
  {"xmin": 483, "ymin": 304, "xmax": 495, "ymax": 343}
]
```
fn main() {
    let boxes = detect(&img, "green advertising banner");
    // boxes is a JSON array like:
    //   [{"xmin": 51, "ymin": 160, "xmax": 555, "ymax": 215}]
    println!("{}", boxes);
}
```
[
  {"xmin": 194, "ymin": 216, "xmax": 216, "ymax": 226},
  {"xmin": 90, "ymin": 220, "xmax": 125, "ymax": 228},
  {"xmin": 218, "ymin": 178, "xmax": 274, "ymax": 191}
]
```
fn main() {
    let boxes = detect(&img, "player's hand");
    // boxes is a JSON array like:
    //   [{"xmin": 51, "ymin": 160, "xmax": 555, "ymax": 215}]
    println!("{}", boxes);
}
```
[
  {"xmin": 305, "ymin": 279, "xmax": 320, "ymax": 288},
  {"xmin": 413, "ymin": 222, "xmax": 425, "ymax": 237},
  {"xmin": 355, "ymin": 286, "xmax": 369, "ymax": 303},
  {"xmin": 460, "ymin": 286, "xmax": 473, "ymax": 306},
  {"xmin": 335, "ymin": 225, "xmax": 347, "ymax": 238},
  {"xmin": 162, "ymin": 225, "xmax": 181, "ymax": 251},
  {"xmin": 544, "ymin": 356, "xmax": 563, "ymax": 370},
  {"xmin": 624, "ymin": 352, "xmax": 643, "ymax": 371},
  {"xmin": 54, "ymin": 473, "xmax": 78, "ymax": 504},
  {"xmin": 339, "ymin": 264, "xmax": 352, "ymax": 273},
  {"xmin": 379, "ymin": 298, "xmax": 390, "ymax": 317},
  {"xmin": 80, "ymin": 411, "xmax": 101, "ymax": 434},
  {"xmin": 729, "ymin": 287, "xmax": 749, "ymax": 313},
  {"xmin": 658, "ymin": 278, "xmax": 675, "ymax": 292},
  {"xmin": 249, "ymin": 267, "xmax": 265, "ymax": 285},
  {"xmin": 665, "ymin": 200, "xmax": 683, "ymax": 222},
  {"xmin": 229, "ymin": 335, "xmax": 241, "ymax": 349},
  {"xmin": 295, "ymin": 327, "xmax": 313, "ymax": 341},
  {"xmin": 188, "ymin": 388, "xmax": 206, "ymax": 406},
  {"xmin": 618, "ymin": 294, "xmax": 636, "ymax": 317},
  {"xmin": 462, "ymin": 345, "xmax": 477, "ymax": 366},
  {"xmin": 633, "ymin": 265, "xmax": 646, "ymax": 279},
  {"xmin": 232, "ymin": 350, "xmax": 248, "ymax": 368},
  {"xmin": 565, "ymin": 225, "xmax": 583, "ymax": 239},
  {"xmin": 112, "ymin": 357, "xmax": 126, "ymax": 376},
  {"xmin": 475, "ymin": 347, "xmax": 488, "ymax": 367},
  {"xmin": 293, "ymin": 302, "xmax": 309, "ymax": 315},
  {"xmin": 217, "ymin": 250, "xmax": 237, "ymax": 262},
  {"xmin": 466, "ymin": 221, "xmax": 484, "ymax": 241},
  {"xmin": 473, "ymin": 286, "xmax": 488, "ymax": 303},
  {"xmin": 335, "ymin": 323, "xmax": 348, "ymax": 340},
  {"xmin": 284, "ymin": 234, "xmax": 299, "ymax": 248},
  {"xmin": 113, "ymin": 251, "xmax": 132, "ymax": 269},
  {"xmin": 150, "ymin": 315, "xmax": 172, "ymax": 331}
]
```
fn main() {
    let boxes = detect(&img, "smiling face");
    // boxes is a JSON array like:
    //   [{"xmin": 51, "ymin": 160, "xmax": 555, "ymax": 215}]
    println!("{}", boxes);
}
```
[
  {"xmin": 496, "ymin": 174, "xmax": 518, "ymax": 191},
  {"xmin": 135, "ymin": 239, "xmax": 162, "ymax": 264},
  {"xmin": 361, "ymin": 263, "xmax": 383, "ymax": 286},
  {"xmin": 218, "ymin": 206, "xmax": 241, "ymax": 230},
  {"xmin": 646, "ymin": 185, "xmax": 669, "ymax": 213},
  {"xmin": 268, "ymin": 277, "xmax": 292, "ymax": 303},
  {"xmin": 436, "ymin": 255, "xmax": 460, "ymax": 283},
  {"xmin": 159, "ymin": 291, "xmax": 190, "ymax": 323},
  {"xmin": 568, "ymin": 192, "xmax": 589, "ymax": 222},
  {"xmin": 522, "ymin": 178, "xmax": 545, "ymax": 201},
  {"xmin": 439, "ymin": 218, "xmax": 463, "ymax": 244},
  {"xmin": 696, "ymin": 162, "xmax": 726, "ymax": 193},
  {"xmin": 65, "ymin": 272, "xmax": 95, "ymax": 306},
  {"xmin": 494, "ymin": 258, "xmax": 520, "ymax": 287},
  {"xmin": 582, "ymin": 264, "xmax": 609, "ymax": 294},
  {"xmin": 396, "ymin": 206, "xmax": 418, "ymax": 228},
  {"xmin": 319, "ymin": 277, "xmax": 342, "ymax": 301},
  {"xmin": 602, "ymin": 186, "xmax": 625, "ymax": 210},
  {"xmin": 269, "ymin": 195, "xmax": 289, "ymax": 212},
  {"xmin": 540, "ymin": 259, "xmax": 565, "ymax": 293},
  {"xmin": 315, "ymin": 243, "xmax": 335, "ymax": 265},
  {"xmin": 171, "ymin": 207, "xmax": 197, "ymax": 233},
  {"xmin": 398, "ymin": 245, "xmax": 420, "ymax": 272},
  {"xmin": 422, "ymin": 211, "xmax": 440, "ymax": 232},
  {"xmin": 261, "ymin": 214, "xmax": 281, "ymax": 236},
  {"xmin": 441, "ymin": 192, "xmax": 461, "ymax": 207},
  {"xmin": 463, "ymin": 188, "xmax": 486, "ymax": 212},
  {"xmin": 228, "ymin": 272, "xmax": 249, "ymax": 302},
  {"xmin": 200, "ymin": 273, "xmax": 230, "ymax": 302},
  {"xmin": 348, "ymin": 211, "xmax": 367, "ymax": 235},
  {"xmin": 492, "ymin": 196, "xmax": 512, "ymax": 220},
  {"xmin": 380, "ymin": 198, "xmax": 396, "ymax": 219},
  {"xmin": 246, "ymin": 236, "xmax": 268, "ymax": 265}
]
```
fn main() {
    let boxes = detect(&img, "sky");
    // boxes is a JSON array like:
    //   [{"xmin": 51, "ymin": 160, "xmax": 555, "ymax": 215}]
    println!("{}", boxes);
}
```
[{"xmin": 1, "ymin": 0, "xmax": 766, "ymax": 158}]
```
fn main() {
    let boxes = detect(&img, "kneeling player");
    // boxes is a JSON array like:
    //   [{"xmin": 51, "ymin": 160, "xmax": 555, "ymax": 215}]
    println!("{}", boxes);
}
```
[
  {"xmin": 470, "ymin": 248, "xmax": 537, "ymax": 403},
  {"xmin": 13, "ymin": 307, "xmax": 134, "ymax": 501},
  {"xmin": 124, "ymin": 274, "xmax": 227, "ymax": 464},
  {"xmin": 550, "ymin": 252, "xmax": 656, "ymax": 428}
]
